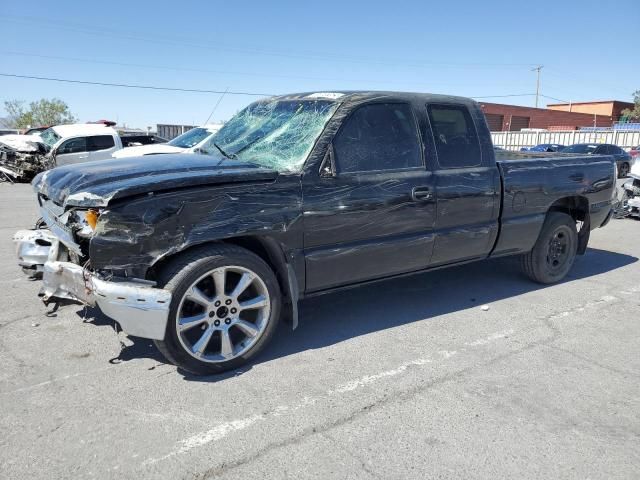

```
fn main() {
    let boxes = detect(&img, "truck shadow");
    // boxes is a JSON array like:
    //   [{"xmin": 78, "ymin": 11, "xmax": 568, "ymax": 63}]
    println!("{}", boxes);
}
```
[
  {"xmin": 262, "ymin": 247, "xmax": 637, "ymax": 368},
  {"xmin": 78, "ymin": 247, "xmax": 636, "ymax": 380}
]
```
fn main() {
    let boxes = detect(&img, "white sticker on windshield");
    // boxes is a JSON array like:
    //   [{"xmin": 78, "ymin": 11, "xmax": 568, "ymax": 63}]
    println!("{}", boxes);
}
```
[{"xmin": 305, "ymin": 92, "xmax": 344, "ymax": 100}]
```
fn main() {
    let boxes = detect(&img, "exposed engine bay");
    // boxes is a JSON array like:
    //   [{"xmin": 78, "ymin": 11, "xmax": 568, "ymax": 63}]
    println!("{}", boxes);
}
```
[
  {"xmin": 0, "ymin": 135, "xmax": 52, "ymax": 183},
  {"xmin": 616, "ymin": 160, "xmax": 640, "ymax": 219}
]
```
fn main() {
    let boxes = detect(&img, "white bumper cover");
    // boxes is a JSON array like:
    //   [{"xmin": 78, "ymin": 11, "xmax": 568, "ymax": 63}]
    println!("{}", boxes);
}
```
[
  {"xmin": 628, "ymin": 196, "xmax": 640, "ymax": 217},
  {"xmin": 14, "ymin": 229, "xmax": 171, "ymax": 340}
]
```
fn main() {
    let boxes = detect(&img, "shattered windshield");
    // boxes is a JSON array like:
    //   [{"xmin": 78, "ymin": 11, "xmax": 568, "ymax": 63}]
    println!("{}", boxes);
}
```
[
  {"xmin": 168, "ymin": 127, "xmax": 213, "ymax": 148},
  {"xmin": 202, "ymin": 99, "xmax": 339, "ymax": 172},
  {"xmin": 39, "ymin": 128, "xmax": 61, "ymax": 149}
]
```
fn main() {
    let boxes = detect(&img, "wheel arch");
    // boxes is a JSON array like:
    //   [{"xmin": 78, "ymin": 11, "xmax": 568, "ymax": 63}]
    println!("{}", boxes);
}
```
[
  {"xmin": 149, "ymin": 235, "xmax": 299, "ymax": 328},
  {"xmin": 546, "ymin": 195, "xmax": 590, "ymax": 255}
]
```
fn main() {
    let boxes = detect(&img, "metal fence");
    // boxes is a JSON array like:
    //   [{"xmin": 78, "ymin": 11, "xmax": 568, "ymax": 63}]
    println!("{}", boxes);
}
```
[
  {"xmin": 491, "ymin": 129, "xmax": 640, "ymax": 151},
  {"xmin": 156, "ymin": 124, "xmax": 197, "ymax": 141}
]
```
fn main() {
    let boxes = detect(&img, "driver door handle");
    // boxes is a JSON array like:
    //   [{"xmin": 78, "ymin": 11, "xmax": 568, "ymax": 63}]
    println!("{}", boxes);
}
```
[{"xmin": 411, "ymin": 186, "xmax": 433, "ymax": 202}]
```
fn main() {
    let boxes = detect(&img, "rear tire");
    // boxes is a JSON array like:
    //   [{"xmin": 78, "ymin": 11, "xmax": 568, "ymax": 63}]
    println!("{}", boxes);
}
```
[
  {"xmin": 521, "ymin": 212, "xmax": 578, "ymax": 284},
  {"xmin": 153, "ymin": 244, "xmax": 281, "ymax": 375},
  {"xmin": 618, "ymin": 162, "xmax": 630, "ymax": 178}
]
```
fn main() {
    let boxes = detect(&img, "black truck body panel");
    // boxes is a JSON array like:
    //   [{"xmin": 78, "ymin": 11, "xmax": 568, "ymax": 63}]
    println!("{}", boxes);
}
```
[
  {"xmin": 493, "ymin": 153, "xmax": 615, "ymax": 256},
  {"xmin": 31, "ymin": 91, "xmax": 616, "ymax": 301},
  {"xmin": 34, "ymin": 154, "xmax": 279, "ymax": 207}
]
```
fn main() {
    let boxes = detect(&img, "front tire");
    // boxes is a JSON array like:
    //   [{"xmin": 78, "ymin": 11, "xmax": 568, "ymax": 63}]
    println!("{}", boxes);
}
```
[
  {"xmin": 154, "ymin": 245, "xmax": 281, "ymax": 375},
  {"xmin": 521, "ymin": 212, "xmax": 578, "ymax": 284}
]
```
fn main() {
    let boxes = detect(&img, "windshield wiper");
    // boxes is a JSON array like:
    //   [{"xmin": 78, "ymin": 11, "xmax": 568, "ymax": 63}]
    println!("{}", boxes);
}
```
[
  {"xmin": 212, "ymin": 142, "xmax": 236, "ymax": 160},
  {"xmin": 231, "ymin": 135, "xmax": 265, "ymax": 158}
]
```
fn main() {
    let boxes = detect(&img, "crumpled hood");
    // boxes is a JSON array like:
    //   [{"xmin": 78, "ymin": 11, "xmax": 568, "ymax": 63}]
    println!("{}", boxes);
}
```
[
  {"xmin": 0, "ymin": 134, "xmax": 45, "ymax": 152},
  {"xmin": 112, "ymin": 143, "xmax": 187, "ymax": 158},
  {"xmin": 33, "ymin": 153, "xmax": 279, "ymax": 208}
]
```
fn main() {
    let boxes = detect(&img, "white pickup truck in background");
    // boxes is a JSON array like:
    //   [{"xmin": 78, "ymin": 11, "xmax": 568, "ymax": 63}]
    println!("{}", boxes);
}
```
[
  {"xmin": 1, "ymin": 123, "xmax": 223, "ymax": 182},
  {"xmin": 112, "ymin": 124, "xmax": 222, "ymax": 159},
  {"xmin": 40, "ymin": 124, "xmax": 123, "ymax": 166}
]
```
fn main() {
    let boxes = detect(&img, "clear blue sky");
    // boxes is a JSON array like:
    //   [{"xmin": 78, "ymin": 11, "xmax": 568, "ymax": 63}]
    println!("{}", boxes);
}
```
[{"xmin": 1, "ymin": 0, "xmax": 638, "ymax": 129}]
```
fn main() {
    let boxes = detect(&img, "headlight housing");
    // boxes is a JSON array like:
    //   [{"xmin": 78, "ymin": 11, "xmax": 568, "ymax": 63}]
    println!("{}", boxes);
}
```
[{"xmin": 73, "ymin": 209, "xmax": 102, "ymax": 238}]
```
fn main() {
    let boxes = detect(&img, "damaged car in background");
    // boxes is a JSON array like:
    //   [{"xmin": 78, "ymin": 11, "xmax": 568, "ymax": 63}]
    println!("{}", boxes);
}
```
[
  {"xmin": 621, "ymin": 160, "xmax": 640, "ymax": 218},
  {"xmin": 1, "ymin": 123, "xmax": 124, "ymax": 182},
  {"xmin": 14, "ymin": 91, "xmax": 617, "ymax": 375},
  {"xmin": 0, "ymin": 134, "xmax": 51, "ymax": 183}
]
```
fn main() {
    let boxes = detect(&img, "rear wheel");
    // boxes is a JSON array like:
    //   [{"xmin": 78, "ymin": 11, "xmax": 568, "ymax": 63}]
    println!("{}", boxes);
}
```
[
  {"xmin": 154, "ymin": 245, "xmax": 281, "ymax": 375},
  {"xmin": 521, "ymin": 212, "xmax": 578, "ymax": 284},
  {"xmin": 618, "ymin": 162, "xmax": 630, "ymax": 178}
]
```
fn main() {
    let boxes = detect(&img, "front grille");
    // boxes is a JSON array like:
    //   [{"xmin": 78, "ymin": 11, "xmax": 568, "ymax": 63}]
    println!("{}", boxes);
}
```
[
  {"xmin": 41, "ymin": 200, "xmax": 73, "ymax": 237},
  {"xmin": 39, "ymin": 201, "xmax": 82, "ymax": 255}
]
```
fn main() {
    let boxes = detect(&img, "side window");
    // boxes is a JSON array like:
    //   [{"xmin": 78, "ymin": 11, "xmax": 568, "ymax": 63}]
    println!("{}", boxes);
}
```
[
  {"xmin": 610, "ymin": 145, "xmax": 623, "ymax": 154},
  {"xmin": 594, "ymin": 145, "xmax": 607, "ymax": 154},
  {"xmin": 333, "ymin": 103, "xmax": 422, "ymax": 173},
  {"xmin": 427, "ymin": 104, "xmax": 482, "ymax": 168},
  {"xmin": 88, "ymin": 135, "xmax": 116, "ymax": 152},
  {"xmin": 58, "ymin": 137, "xmax": 87, "ymax": 154}
]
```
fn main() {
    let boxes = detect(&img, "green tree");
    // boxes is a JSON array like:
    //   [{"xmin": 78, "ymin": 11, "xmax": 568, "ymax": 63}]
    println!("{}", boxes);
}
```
[
  {"xmin": 621, "ymin": 90, "xmax": 640, "ymax": 120},
  {"xmin": 3, "ymin": 98, "xmax": 77, "ymax": 128}
]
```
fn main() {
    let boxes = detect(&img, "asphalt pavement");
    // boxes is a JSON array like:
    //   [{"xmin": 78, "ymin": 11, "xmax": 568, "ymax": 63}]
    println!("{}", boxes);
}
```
[{"xmin": 1, "ymin": 182, "xmax": 639, "ymax": 480}]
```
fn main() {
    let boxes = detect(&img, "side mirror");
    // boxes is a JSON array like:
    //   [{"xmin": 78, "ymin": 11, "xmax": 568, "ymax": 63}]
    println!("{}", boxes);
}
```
[{"xmin": 320, "ymin": 144, "xmax": 337, "ymax": 178}]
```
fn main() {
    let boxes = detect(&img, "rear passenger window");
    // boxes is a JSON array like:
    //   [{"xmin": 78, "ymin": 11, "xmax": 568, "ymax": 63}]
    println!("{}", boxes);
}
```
[
  {"xmin": 334, "ymin": 103, "xmax": 422, "ymax": 173},
  {"xmin": 88, "ymin": 135, "xmax": 115, "ymax": 151},
  {"xmin": 427, "ymin": 104, "xmax": 481, "ymax": 168}
]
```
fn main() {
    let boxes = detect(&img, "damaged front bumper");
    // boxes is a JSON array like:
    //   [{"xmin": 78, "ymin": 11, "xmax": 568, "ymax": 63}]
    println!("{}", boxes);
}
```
[
  {"xmin": 14, "ymin": 229, "xmax": 172, "ymax": 340},
  {"xmin": 628, "ymin": 196, "xmax": 640, "ymax": 218}
]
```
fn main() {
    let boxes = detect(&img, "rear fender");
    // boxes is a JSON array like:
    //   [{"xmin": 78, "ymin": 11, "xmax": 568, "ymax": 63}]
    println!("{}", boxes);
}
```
[{"xmin": 548, "ymin": 196, "xmax": 590, "ymax": 255}]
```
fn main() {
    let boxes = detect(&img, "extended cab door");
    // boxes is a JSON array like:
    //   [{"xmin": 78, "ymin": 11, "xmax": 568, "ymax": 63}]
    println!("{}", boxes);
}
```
[
  {"xmin": 87, "ymin": 135, "xmax": 119, "ymax": 161},
  {"xmin": 54, "ymin": 137, "xmax": 89, "ymax": 166},
  {"xmin": 302, "ymin": 102, "xmax": 437, "ymax": 292},
  {"xmin": 425, "ymin": 103, "xmax": 500, "ymax": 266}
]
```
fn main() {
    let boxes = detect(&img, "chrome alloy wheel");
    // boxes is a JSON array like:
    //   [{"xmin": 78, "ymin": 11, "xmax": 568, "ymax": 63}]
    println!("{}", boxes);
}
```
[{"xmin": 176, "ymin": 265, "xmax": 271, "ymax": 363}]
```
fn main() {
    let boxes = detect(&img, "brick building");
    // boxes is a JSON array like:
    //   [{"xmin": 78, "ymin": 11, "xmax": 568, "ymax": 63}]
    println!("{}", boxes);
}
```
[
  {"xmin": 546, "ymin": 100, "xmax": 634, "ymax": 119},
  {"xmin": 478, "ymin": 102, "xmax": 613, "ymax": 131}
]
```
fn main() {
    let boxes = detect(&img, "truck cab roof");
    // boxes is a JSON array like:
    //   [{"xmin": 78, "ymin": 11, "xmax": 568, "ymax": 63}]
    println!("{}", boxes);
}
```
[
  {"xmin": 51, "ymin": 124, "xmax": 118, "ymax": 138},
  {"xmin": 270, "ymin": 91, "xmax": 476, "ymax": 106}
]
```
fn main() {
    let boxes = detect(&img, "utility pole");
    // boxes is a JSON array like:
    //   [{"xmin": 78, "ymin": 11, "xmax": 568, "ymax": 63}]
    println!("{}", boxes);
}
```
[{"xmin": 532, "ymin": 65, "xmax": 543, "ymax": 108}]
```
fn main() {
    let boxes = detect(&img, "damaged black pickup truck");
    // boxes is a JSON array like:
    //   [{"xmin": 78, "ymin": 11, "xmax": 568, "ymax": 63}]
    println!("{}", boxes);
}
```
[{"xmin": 14, "ymin": 92, "xmax": 617, "ymax": 375}]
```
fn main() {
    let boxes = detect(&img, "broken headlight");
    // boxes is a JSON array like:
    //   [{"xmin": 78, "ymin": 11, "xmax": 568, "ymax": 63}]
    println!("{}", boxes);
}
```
[{"xmin": 73, "ymin": 209, "xmax": 103, "ymax": 238}]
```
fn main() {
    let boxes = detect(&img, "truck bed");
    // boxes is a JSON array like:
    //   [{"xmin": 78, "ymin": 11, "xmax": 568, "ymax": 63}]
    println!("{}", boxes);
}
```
[{"xmin": 491, "ymin": 150, "xmax": 616, "ymax": 257}]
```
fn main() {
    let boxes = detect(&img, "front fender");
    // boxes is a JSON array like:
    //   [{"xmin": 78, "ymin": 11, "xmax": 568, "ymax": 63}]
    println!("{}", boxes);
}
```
[{"xmin": 89, "ymin": 180, "xmax": 303, "ymax": 278}]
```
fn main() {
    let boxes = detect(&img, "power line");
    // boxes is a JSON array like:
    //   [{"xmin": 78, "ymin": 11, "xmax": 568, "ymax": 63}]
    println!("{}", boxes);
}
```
[
  {"xmin": 204, "ymin": 88, "xmax": 229, "ymax": 124},
  {"xmin": 0, "ymin": 50, "xmax": 519, "ymax": 90},
  {"xmin": 472, "ymin": 93, "xmax": 537, "ymax": 99},
  {"xmin": 0, "ymin": 73, "xmax": 272, "ymax": 96},
  {"xmin": 0, "ymin": 14, "xmax": 540, "ymax": 70},
  {"xmin": 0, "ymin": 72, "xmax": 564, "ymax": 107},
  {"xmin": 539, "ymin": 94, "xmax": 570, "ymax": 104},
  {"xmin": 544, "ymin": 67, "xmax": 632, "ymax": 98}
]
